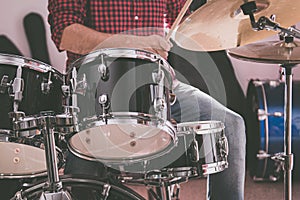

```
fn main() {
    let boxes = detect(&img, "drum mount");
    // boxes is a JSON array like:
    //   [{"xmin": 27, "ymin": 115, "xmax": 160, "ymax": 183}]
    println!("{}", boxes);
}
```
[{"xmin": 234, "ymin": 2, "xmax": 300, "ymax": 199}]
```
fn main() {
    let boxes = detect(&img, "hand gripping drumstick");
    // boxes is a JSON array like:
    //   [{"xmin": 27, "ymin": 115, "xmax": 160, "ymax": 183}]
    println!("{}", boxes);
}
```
[{"xmin": 165, "ymin": 0, "xmax": 193, "ymax": 41}]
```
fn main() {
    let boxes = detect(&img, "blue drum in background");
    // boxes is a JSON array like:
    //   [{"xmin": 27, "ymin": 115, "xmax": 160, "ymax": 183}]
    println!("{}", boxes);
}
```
[{"xmin": 246, "ymin": 79, "xmax": 300, "ymax": 181}]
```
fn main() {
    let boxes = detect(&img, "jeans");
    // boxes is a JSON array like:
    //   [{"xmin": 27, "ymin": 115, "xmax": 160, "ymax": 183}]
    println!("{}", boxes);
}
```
[{"xmin": 65, "ymin": 81, "xmax": 246, "ymax": 200}]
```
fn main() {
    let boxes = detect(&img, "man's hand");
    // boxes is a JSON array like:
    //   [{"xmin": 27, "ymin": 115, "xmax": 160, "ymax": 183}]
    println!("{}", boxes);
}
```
[{"xmin": 93, "ymin": 34, "xmax": 172, "ymax": 59}]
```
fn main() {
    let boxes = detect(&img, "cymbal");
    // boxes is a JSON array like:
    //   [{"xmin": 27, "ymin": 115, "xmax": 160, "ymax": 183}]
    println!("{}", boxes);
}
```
[
  {"xmin": 172, "ymin": 0, "xmax": 300, "ymax": 52},
  {"xmin": 227, "ymin": 40, "xmax": 300, "ymax": 64}
]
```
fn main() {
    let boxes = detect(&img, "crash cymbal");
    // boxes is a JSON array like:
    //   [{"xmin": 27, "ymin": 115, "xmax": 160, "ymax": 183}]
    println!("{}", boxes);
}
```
[
  {"xmin": 172, "ymin": 0, "xmax": 300, "ymax": 52},
  {"xmin": 227, "ymin": 40, "xmax": 300, "ymax": 64}
]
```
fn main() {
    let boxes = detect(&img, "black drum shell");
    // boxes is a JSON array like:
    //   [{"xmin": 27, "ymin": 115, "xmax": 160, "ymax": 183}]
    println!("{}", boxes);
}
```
[{"xmin": 0, "ymin": 55, "xmax": 63, "ymax": 130}]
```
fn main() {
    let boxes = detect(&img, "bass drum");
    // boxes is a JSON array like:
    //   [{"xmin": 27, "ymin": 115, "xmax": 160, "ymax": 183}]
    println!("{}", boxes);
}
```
[
  {"xmin": 246, "ymin": 79, "xmax": 300, "ymax": 181},
  {"xmin": 10, "ymin": 176, "xmax": 145, "ymax": 200}
]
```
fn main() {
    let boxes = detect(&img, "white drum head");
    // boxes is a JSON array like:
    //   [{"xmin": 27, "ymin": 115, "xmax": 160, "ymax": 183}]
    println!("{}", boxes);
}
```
[
  {"xmin": 69, "ymin": 123, "xmax": 174, "ymax": 163},
  {"xmin": 0, "ymin": 142, "xmax": 46, "ymax": 178}
]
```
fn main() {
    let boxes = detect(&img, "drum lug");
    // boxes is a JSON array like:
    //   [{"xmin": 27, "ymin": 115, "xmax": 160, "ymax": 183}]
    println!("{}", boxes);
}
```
[
  {"xmin": 41, "ymin": 72, "xmax": 53, "ymax": 94},
  {"xmin": 154, "ymin": 98, "xmax": 166, "ymax": 113},
  {"xmin": 152, "ymin": 67, "xmax": 165, "ymax": 84},
  {"xmin": 218, "ymin": 135, "xmax": 229, "ymax": 158},
  {"xmin": 98, "ymin": 54, "xmax": 109, "ymax": 81},
  {"xmin": 0, "ymin": 75, "xmax": 10, "ymax": 93},
  {"xmin": 190, "ymin": 139, "xmax": 200, "ymax": 162},
  {"xmin": 102, "ymin": 183, "xmax": 112, "ymax": 200}
]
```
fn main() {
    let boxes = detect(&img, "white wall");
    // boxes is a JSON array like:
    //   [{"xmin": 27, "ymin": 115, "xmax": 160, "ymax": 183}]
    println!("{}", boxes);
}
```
[
  {"xmin": 1, "ymin": 0, "xmax": 299, "ymax": 94},
  {"xmin": 0, "ymin": 0, "xmax": 66, "ymax": 73}
]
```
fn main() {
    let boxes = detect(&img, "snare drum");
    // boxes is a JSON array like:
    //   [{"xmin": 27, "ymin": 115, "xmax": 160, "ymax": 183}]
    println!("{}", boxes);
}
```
[
  {"xmin": 0, "ymin": 53, "xmax": 63, "ymax": 130},
  {"xmin": 166, "ymin": 120, "xmax": 228, "ymax": 177},
  {"xmin": 67, "ymin": 48, "xmax": 176, "ymax": 170},
  {"xmin": 246, "ymin": 79, "xmax": 300, "ymax": 181},
  {"xmin": 116, "ymin": 121, "xmax": 228, "ymax": 184}
]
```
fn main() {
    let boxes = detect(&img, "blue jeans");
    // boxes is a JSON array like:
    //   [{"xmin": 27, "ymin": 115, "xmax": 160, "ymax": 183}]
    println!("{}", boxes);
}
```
[
  {"xmin": 65, "ymin": 81, "xmax": 246, "ymax": 200},
  {"xmin": 172, "ymin": 82, "xmax": 246, "ymax": 200}
]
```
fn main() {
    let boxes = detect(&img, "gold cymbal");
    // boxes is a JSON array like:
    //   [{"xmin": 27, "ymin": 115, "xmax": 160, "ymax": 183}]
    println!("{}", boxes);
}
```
[
  {"xmin": 227, "ymin": 40, "xmax": 300, "ymax": 64},
  {"xmin": 173, "ymin": 0, "xmax": 300, "ymax": 52}
]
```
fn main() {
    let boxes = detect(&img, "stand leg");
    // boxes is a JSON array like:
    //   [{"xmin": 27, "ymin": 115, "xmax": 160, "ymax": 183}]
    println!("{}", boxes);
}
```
[{"xmin": 283, "ymin": 67, "xmax": 294, "ymax": 200}]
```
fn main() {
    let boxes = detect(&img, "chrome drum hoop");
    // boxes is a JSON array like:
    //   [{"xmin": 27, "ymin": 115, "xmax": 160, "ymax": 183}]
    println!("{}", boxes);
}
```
[{"xmin": 68, "ymin": 112, "xmax": 176, "ymax": 164}]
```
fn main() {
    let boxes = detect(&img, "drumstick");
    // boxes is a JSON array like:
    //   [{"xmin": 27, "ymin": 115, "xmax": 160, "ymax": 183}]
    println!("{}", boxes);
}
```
[{"xmin": 166, "ymin": 0, "xmax": 193, "ymax": 41}]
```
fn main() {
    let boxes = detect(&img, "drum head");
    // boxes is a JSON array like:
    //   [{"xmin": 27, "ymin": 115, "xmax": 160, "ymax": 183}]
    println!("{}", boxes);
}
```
[
  {"xmin": 68, "ymin": 113, "xmax": 175, "ymax": 163},
  {"xmin": 0, "ymin": 142, "xmax": 46, "ymax": 178}
]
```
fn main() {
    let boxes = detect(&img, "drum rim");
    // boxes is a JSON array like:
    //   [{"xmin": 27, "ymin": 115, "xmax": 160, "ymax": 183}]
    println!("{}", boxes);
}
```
[
  {"xmin": 13, "ymin": 176, "xmax": 145, "ymax": 200},
  {"xmin": 176, "ymin": 120, "xmax": 225, "ymax": 134},
  {"xmin": 68, "ymin": 112, "xmax": 177, "ymax": 164},
  {"xmin": 68, "ymin": 48, "xmax": 173, "ymax": 84},
  {"xmin": 0, "ymin": 53, "xmax": 62, "ymax": 75}
]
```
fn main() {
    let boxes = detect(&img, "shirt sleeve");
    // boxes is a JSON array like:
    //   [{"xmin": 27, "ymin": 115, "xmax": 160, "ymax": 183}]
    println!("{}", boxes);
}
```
[
  {"xmin": 166, "ymin": 0, "xmax": 190, "ymax": 28},
  {"xmin": 47, "ymin": 0, "xmax": 87, "ymax": 51}
]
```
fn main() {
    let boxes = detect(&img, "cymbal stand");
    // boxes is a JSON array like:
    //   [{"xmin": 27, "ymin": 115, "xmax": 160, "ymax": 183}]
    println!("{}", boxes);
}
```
[{"xmin": 241, "ymin": 2, "xmax": 300, "ymax": 199}]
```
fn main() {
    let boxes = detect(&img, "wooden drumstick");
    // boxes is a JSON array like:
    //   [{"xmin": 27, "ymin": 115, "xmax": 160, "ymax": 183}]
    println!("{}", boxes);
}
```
[{"xmin": 166, "ymin": 0, "xmax": 193, "ymax": 41}]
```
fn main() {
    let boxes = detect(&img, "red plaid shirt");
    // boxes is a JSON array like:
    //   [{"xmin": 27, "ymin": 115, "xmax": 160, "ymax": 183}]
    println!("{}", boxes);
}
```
[{"xmin": 48, "ymin": 0, "xmax": 187, "ymax": 67}]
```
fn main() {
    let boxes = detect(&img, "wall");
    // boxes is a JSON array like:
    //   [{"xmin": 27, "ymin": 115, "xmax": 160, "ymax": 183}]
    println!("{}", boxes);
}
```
[
  {"xmin": 1, "ymin": 0, "xmax": 299, "ymax": 94},
  {"xmin": 0, "ymin": 0, "xmax": 66, "ymax": 73}
]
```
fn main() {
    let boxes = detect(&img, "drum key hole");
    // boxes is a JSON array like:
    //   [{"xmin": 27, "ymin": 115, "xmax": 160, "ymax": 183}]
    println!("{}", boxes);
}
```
[
  {"xmin": 14, "ymin": 148, "xmax": 21, "ymax": 154},
  {"xmin": 130, "ymin": 141, "xmax": 136, "ymax": 147},
  {"xmin": 85, "ymin": 137, "xmax": 91, "ymax": 144},
  {"xmin": 129, "ymin": 132, "xmax": 136, "ymax": 138},
  {"xmin": 13, "ymin": 157, "xmax": 20, "ymax": 164}
]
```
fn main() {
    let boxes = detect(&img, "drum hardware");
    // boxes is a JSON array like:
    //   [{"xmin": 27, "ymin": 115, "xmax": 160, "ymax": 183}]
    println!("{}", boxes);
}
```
[
  {"xmin": 172, "ymin": 0, "xmax": 300, "ymax": 51},
  {"xmin": 241, "ymin": 1, "xmax": 300, "ymax": 44},
  {"xmin": 11, "ymin": 66, "xmax": 24, "ymax": 112},
  {"xmin": 98, "ymin": 53, "xmax": 109, "ymax": 81},
  {"xmin": 11, "ymin": 113, "xmax": 72, "ymax": 200},
  {"xmin": 98, "ymin": 93, "xmax": 111, "ymax": 118},
  {"xmin": 40, "ymin": 71, "xmax": 53, "ymax": 94},
  {"xmin": 11, "ymin": 176, "xmax": 145, "ymax": 200},
  {"xmin": 228, "ymin": 5, "xmax": 300, "ymax": 196},
  {"xmin": 0, "ymin": 74, "xmax": 9, "ymax": 93},
  {"xmin": 257, "ymin": 109, "xmax": 283, "ymax": 120}
]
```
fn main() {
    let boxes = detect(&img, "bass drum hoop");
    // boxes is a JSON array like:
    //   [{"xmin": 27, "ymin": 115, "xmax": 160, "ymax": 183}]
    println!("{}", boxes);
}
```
[{"xmin": 13, "ymin": 176, "xmax": 145, "ymax": 200}]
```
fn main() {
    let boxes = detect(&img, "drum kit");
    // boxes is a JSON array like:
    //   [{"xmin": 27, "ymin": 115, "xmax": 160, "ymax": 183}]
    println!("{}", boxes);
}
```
[
  {"xmin": 0, "ymin": 0, "xmax": 299, "ymax": 200},
  {"xmin": 0, "ymin": 48, "xmax": 228, "ymax": 199}
]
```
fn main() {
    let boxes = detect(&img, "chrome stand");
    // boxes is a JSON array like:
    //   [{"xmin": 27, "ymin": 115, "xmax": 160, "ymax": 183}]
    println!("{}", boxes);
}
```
[
  {"xmin": 37, "ymin": 114, "xmax": 71, "ymax": 200},
  {"xmin": 271, "ymin": 65, "xmax": 295, "ymax": 200},
  {"xmin": 240, "ymin": 2, "xmax": 300, "ymax": 199}
]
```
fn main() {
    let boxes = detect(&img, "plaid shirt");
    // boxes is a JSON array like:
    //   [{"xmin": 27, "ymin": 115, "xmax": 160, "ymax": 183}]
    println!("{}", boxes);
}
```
[{"xmin": 48, "ymin": 0, "xmax": 187, "ymax": 67}]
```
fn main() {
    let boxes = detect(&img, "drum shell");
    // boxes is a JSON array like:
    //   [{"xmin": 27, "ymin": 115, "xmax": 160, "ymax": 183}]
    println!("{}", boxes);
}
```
[
  {"xmin": 0, "ymin": 54, "xmax": 63, "ymax": 130},
  {"xmin": 111, "ymin": 121, "xmax": 228, "ymax": 180},
  {"xmin": 246, "ymin": 79, "xmax": 300, "ymax": 180},
  {"xmin": 67, "ymin": 49, "xmax": 176, "ymax": 170},
  {"xmin": 167, "ymin": 121, "xmax": 228, "ymax": 177},
  {"xmin": 69, "ymin": 48, "xmax": 173, "ymax": 127}
]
